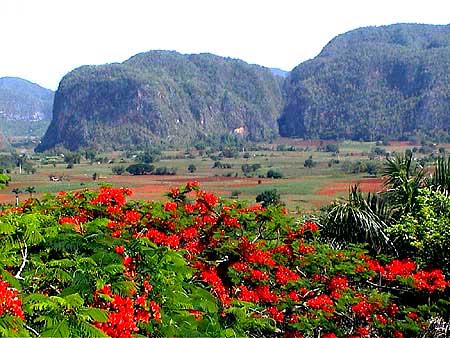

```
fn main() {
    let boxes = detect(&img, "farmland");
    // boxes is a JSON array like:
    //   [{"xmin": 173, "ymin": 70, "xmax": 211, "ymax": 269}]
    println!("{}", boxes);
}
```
[{"xmin": 0, "ymin": 139, "xmax": 441, "ymax": 211}]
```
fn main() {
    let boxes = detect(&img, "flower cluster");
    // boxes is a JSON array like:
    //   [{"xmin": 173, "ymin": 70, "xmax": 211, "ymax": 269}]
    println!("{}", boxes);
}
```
[
  {"xmin": 0, "ymin": 278, "xmax": 24, "ymax": 320},
  {"xmin": 6, "ymin": 182, "xmax": 447, "ymax": 338}
]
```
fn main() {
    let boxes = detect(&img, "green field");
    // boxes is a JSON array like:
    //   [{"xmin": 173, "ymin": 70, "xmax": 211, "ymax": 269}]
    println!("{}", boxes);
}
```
[{"xmin": 1, "ymin": 139, "xmax": 444, "ymax": 211}]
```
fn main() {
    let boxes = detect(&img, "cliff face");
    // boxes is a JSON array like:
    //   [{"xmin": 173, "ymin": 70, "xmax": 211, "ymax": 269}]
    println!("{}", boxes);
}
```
[
  {"xmin": 279, "ymin": 24, "xmax": 450, "ymax": 141},
  {"xmin": 36, "ymin": 51, "xmax": 283, "ymax": 151}
]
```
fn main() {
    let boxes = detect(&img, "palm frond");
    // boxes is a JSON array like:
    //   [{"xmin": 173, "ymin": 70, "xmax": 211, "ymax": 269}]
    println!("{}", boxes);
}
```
[{"xmin": 320, "ymin": 185, "xmax": 396, "ymax": 254}]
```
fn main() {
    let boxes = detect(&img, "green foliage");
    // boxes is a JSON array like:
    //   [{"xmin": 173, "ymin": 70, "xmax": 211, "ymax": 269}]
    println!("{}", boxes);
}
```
[
  {"xmin": 384, "ymin": 152, "xmax": 426, "ymax": 215},
  {"xmin": 36, "ymin": 51, "xmax": 283, "ymax": 152},
  {"xmin": 126, "ymin": 163, "xmax": 154, "ymax": 175},
  {"xmin": 319, "ymin": 185, "xmax": 395, "ymax": 254},
  {"xmin": 266, "ymin": 169, "xmax": 283, "ymax": 179},
  {"xmin": 111, "ymin": 165, "xmax": 125, "ymax": 175},
  {"xmin": 0, "ymin": 173, "xmax": 10, "ymax": 190},
  {"xmin": 0, "ymin": 77, "xmax": 53, "ymax": 138},
  {"xmin": 255, "ymin": 189, "xmax": 281, "ymax": 207},
  {"xmin": 187, "ymin": 164, "xmax": 197, "ymax": 173},
  {"xmin": 387, "ymin": 188, "xmax": 450, "ymax": 273},
  {"xmin": 280, "ymin": 24, "xmax": 450, "ymax": 142}
]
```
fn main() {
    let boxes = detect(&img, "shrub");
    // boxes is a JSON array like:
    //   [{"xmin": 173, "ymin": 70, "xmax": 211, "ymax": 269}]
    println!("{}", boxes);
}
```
[
  {"xmin": 266, "ymin": 169, "xmax": 283, "ymax": 179},
  {"xmin": 0, "ymin": 183, "xmax": 447, "ymax": 337},
  {"xmin": 126, "ymin": 163, "xmax": 154, "ymax": 175},
  {"xmin": 187, "ymin": 164, "xmax": 197, "ymax": 173},
  {"xmin": 112, "ymin": 165, "xmax": 126, "ymax": 175},
  {"xmin": 256, "ymin": 189, "xmax": 281, "ymax": 207}
]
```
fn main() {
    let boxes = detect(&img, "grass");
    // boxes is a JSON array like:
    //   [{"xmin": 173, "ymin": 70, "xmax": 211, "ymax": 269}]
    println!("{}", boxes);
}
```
[{"xmin": 0, "ymin": 139, "xmax": 422, "ymax": 210}]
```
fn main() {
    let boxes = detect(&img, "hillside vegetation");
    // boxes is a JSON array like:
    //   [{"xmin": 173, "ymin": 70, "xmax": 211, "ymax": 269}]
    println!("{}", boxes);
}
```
[
  {"xmin": 36, "ymin": 51, "xmax": 283, "ymax": 151},
  {"xmin": 0, "ymin": 77, "xmax": 54, "ymax": 137},
  {"xmin": 34, "ymin": 23, "xmax": 450, "ymax": 152},
  {"xmin": 279, "ymin": 24, "xmax": 450, "ymax": 141}
]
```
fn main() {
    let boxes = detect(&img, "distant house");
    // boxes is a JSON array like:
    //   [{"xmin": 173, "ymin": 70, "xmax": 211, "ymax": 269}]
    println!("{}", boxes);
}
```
[{"xmin": 49, "ymin": 175, "xmax": 61, "ymax": 182}]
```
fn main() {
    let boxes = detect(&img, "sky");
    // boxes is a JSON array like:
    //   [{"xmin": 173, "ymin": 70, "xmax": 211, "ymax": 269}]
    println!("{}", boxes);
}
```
[{"xmin": 1, "ymin": 0, "xmax": 449, "ymax": 90}]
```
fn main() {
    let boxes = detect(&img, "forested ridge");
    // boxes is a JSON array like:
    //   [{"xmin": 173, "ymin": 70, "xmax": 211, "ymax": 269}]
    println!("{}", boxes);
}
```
[
  {"xmin": 36, "ymin": 51, "xmax": 283, "ymax": 151},
  {"xmin": 29, "ymin": 23, "xmax": 450, "ymax": 151},
  {"xmin": 279, "ymin": 23, "xmax": 450, "ymax": 141},
  {"xmin": 0, "ymin": 77, "xmax": 54, "ymax": 138}
]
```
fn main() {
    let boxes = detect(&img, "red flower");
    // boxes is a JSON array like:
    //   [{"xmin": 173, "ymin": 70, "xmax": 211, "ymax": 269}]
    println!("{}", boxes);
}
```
[
  {"xmin": 275, "ymin": 266, "xmax": 300, "ymax": 285},
  {"xmin": 322, "ymin": 333, "xmax": 338, "ymax": 338},
  {"xmin": 150, "ymin": 300, "xmax": 161, "ymax": 322},
  {"xmin": 393, "ymin": 331, "xmax": 404, "ymax": 338},
  {"xmin": 198, "ymin": 191, "xmax": 218, "ymax": 207},
  {"xmin": 385, "ymin": 303, "xmax": 399, "ymax": 317},
  {"xmin": 413, "ymin": 269, "xmax": 448, "ymax": 292},
  {"xmin": 266, "ymin": 306, "xmax": 284, "ymax": 322},
  {"xmin": 237, "ymin": 285, "xmax": 259, "ymax": 303},
  {"xmin": 123, "ymin": 210, "xmax": 140, "ymax": 223},
  {"xmin": 288, "ymin": 290, "xmax": 300, "ymax": 302},
  {"xmin": 328, "ymin": 276, "xmax": 348, "ymax": 291},
  {"xmin": 356, "ymin": 327, "xmax": 369, "ymax": 336},
  {"xmin": 407, "ymin": 312, "xmax": 419, "ymax": 321},
  {"xmin": 164, "ymin": 202, "xmax": 178, "ymax": 212},
  {"xmin": 306, "ymin": 294, "xmax": 334, "ymax": 313},
  {"xmin": 351, "ymin": 300, "xmax": 374, "ymax": 318},
  {"xmin": 0, "ymin": 279, "xmax": 24, "ymax": 319},
  {"xmin": 365, "ymin": 258, "xmax": 385, "ymax": 275},
  {"xmin": 300, "ymin": 221, "xmax": 319, "ymax": 233},
  {"xmin": 383, "ymin": 259, "xmax": 416, "ymax": 280},
  {"xmin": 255, "ymin": 285, "xmax": 279, "ymax": 303},
  {"xmin": 114, "ymin": 245, "xmax": 125, "ymax": 255},
  {"xmin": 185, "ymin": 181, "xmax": 200, "ymax": 191},
  {"xmin": 169, "ymin": 187, "xmax": 180, "ymax": 198},
  {"xmin": 250, "ymin": 269, "xmax": 269, "ymax": 281}
]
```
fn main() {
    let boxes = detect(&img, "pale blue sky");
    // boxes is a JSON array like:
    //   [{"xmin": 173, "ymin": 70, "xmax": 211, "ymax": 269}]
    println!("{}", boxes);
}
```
[{"xmin": 1, "ymin": 0, "xmax": 449, "ymax": 90}]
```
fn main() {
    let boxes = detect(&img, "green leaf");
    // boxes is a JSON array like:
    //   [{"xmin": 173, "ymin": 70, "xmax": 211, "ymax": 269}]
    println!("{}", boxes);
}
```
[
  {"xmin": 41, "ymin": 321, "xmax": 70, "ymax": 338},
  {"xmin": 79, "ymin": 307, "xmax": 109, "ymax": 322},
  {"xmin": 0, "ymin": 221, "xmax": 15, "ymax": 234},
  {"xmin": 77, "ymin": 322, "xmax": 109, "ymax": 338}
]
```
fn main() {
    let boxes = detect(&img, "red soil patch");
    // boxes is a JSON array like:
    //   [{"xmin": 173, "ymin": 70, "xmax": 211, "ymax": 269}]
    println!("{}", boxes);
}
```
[
  {"xmin": 316, "ymin": 178, "xmax": 386, "ymax": 196},
  {"xmin": 0, "ymin": 194, "xmax": 14, "ymax": 204},
  {"xmin": 387, "ymin": 141, "xmax": 413, "ymax": 147}
]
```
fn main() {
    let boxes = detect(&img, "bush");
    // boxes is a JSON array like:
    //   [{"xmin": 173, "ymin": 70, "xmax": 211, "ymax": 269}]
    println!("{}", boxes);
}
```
[
  {"xmin": 266, "ymin": 169, "xmax": 283, "ymax": 179},
  {"xmin": 126, "ymin": 163, "xmax": 154, "ymax": 175},
  {"xmin": 112, "ymin": 165, "xmax": 126, "ymax": 175},
  {"xmin": 187, "ymin": 164, "xmax": 197, "ymax": 173},
  {"xmin": 256, "ymin": 189, "xmax": 281, "ymax": 207},
  {"xmin": 387, "ymin": 188, "xmax": 450, "ymax": 273},
  {"xmin": 304, "ymin": 157, "xmax": 316, "ymax": 168},
  {"xmin": 325, "ymin": 143, "xmax": 339, "ymax": 153},
  {"xmin": 154, "ymin": 167, "xmax": 176, "ymax": 175},
  {"xmin": 0, "ymin": 184, "xmax": 447, "ymax": 337}
]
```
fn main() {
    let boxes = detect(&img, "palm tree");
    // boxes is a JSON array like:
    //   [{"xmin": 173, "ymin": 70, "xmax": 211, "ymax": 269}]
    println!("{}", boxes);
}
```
[
  {"xmin": 24, "ymin": 186, "xmax": 36, "ymax": 198},
  {"xmin": 12, "ymin": 188, "xmax": 21, "ymax": 206},
  {"xmin": 383, "ymin": 152, "xmax": 426, "ymax": 215},
  {"xmin": 319, "ymin": 185, "xmax": 396, "ymax": 255},
  {"xmin": 428, "ymin": 156, "xmax": 450, "ymax": 193}
]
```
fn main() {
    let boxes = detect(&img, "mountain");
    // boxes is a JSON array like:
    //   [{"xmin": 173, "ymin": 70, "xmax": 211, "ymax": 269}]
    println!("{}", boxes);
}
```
[
  {"xmin": 0, "ymin": 131, "xmax": 9, "ymax": 150},
  {"xmin": 0, "ymin": 77, "xmax": 54, "ymax": 137},
  {"xmin": 36, "ymin": 51, "xmax": 283, "ymax": 151},
  {"xmin": 270, "ymin": 68, "xmax": 289, "ymax": 78},
  {"xmin": 279, "ymin": 23, "xmax": 450, "ymax": 141}
]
